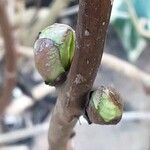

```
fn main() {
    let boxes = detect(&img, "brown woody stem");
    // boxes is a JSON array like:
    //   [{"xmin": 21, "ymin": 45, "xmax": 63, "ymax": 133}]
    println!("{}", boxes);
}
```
[{"xmin": 48, "ymin": 0, "xmax": 112, "ymax": 150}]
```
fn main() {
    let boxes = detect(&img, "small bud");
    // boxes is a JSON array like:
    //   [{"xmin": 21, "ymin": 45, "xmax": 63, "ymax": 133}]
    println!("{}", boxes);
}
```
[
  {"xmin": 85, "ymin": 87, "xmax": 123, "ymax": 125},
  {"xmin": 34, "ymin": 23, "xmax": 75, "ymax": 86}
]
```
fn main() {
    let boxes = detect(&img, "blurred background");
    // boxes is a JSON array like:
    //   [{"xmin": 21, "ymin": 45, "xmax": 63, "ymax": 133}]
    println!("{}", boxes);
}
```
[{"xmin": 0, "ymin": 0, "xmax": 150, "ymax": 150}]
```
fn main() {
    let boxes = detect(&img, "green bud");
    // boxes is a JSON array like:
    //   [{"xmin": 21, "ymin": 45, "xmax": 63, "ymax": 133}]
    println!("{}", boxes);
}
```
[
  {"xmin": 34, "ymin": 23, "xmax": 75, "ymax": 86},
  {"xmin": 86, "ymin": 87, "xmax": 123, "ymax": 125}
]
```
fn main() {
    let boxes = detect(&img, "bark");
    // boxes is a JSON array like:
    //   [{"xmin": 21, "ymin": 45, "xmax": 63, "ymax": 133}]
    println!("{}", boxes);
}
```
[{"xmin": 48, "ymin": 0, "xmax": 112, "ymax": 150}]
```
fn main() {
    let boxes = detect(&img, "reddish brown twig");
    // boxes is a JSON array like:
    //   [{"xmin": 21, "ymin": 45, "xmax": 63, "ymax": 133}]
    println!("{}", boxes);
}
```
[
  {"xmin": 0, "ymin": 0, "xmax": 17, "ymax": 115},
  {"xmin": 48, "ymin": 0, "xmax": 112, "ymax": 150}
]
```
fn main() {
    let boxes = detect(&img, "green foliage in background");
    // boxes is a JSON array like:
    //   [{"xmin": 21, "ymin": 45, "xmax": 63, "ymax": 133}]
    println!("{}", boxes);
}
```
[{"xmin": 111, "ymin": 0, "xmax": 150, "ymax": 61}]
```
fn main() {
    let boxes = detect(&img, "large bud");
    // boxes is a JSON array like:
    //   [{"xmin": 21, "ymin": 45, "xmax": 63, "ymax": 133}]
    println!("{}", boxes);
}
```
[
  {"xmin": 85, "ymin": 87, "xmax": 123, "ymax": 125},
  {"xmin": 34, "ymin": 23, "xmax": 75, "ymax": 86}
]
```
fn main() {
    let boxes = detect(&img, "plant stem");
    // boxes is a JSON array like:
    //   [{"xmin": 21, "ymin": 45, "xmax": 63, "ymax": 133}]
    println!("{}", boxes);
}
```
[{"xmin": 48, "ymin": 0, "xmax": 112, "ymax": 150}]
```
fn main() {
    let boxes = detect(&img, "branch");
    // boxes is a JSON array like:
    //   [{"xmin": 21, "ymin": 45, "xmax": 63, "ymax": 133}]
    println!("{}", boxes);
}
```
[
  {"xmin": 22, "ymin": 0, "xmax": 71, "ymax": 46},
  {"xmin": 7, "ymin": 52, "xmax": 150, "ymax": 116},
  {"xmin": 0, "ymin": 145, "xmax": 29, "ymax": 150},
  {"xmin": 48, "ymin": 0, "xmax": 112, "ymax": 150},
  {"xmin": 2, "ymin": 36, "xmax": 149, "ymax": 95},
  {"xmin": 16, "ymin": 44, "xmax": 150, "ymax": 94},
  {"xmin": 0, "ymin": 122, "xmax": 48, "ymax": 145},
  {"xmin": 1, "ymin": 111, "xmax": 150, "ymax": 145},
  {"xmin": 101, "ymin": 53, "xmax": 150, "ymax": 94},
  {"xmin": 0, "ymin": 0, "xmax": 17, "ymax": 115}
]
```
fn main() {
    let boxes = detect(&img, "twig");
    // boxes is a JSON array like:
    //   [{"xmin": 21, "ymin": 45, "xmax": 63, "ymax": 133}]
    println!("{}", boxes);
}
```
[
  {"xmin": 48, "ymin": 0, "xmax": 113, "ymax": 150},
  {"xmin": 5, "ymin": 83, "xmax": 56, "ymax": 116},
  {"xmin": 0, "ymin": 0, "xmax": 17, "ymax": 115},
  {"xmin": 1, "ymin": 35, "xmax": 150, "ymax": 94},
  {"xmin": 59, "ymin": 5, "xmax": 79, "ymax": 18},
  {"xmin": 0, "ymin": 111, "xmax": 150, "ymax": 145},
  {"xmin": 5, "ymin": 95, "xmax": 33, "ymax": 116},
  {"xmin": 5, "ymin": 51, "xmax": 150, "ymax": 115},
  {"xmin": 101, "ymin": 53, "xmax": 150, "ymax": 94},
  {"xmin": 0, "ymin": 39, "xmax": 34, "ymax": 58},
  {"xmin": 60, "ymin": 1, "xmax": 150, "ymax": 39},
  {"xmin": 29, "ymin": 0, "xmax": 42, "ymax": 26},
  {"xmin": 16, "ymin": 46, "xmax": 150, "ymax": 94},
  {"xmin": 5, "ymin": 52, "xmax": 150, "ymax": 116},
  {"xmin": 0, "ymin": 122, "xmax": 48, "ymax": 145},
  {"xmin": 61, "ymin": 1, "xmax": 150, "ymax": 39},
  {"xmin": 0, "ymin": 145, "xmax": 29, "ymax": 150},
  {"xmin": 13, "ymin": 4, "xmax": 78, "ymax": 30},
  {"xmin": 31, "ymin": 83, "xmax": 56, "ymax": 100},
  {"xmin": 22, "ymin": 0, "xmax": 71, "ymax": 46}
]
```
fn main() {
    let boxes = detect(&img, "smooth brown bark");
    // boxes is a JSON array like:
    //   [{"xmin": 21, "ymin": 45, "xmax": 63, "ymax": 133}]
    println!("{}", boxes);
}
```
[
  {"xmin": 48, "ymin": 0, "xmax": 112, "ymax": 150},
  {"xmin": 0, "ymin": 0, "xmax": 17, "ymax": 115}
]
